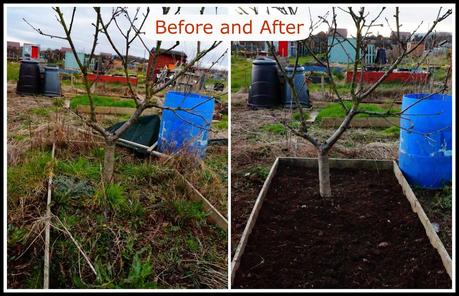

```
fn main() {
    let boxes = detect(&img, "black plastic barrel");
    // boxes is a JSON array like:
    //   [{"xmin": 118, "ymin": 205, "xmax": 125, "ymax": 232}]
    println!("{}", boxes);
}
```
[
  {"xmin": 16, "ymin": 60, "xmax": 41, "ymax": 95},
  {"xmin": 43, "ymin": 66, "xmax": 61, "ymax": 97},
  {"xmin": 248, "ymin": 58, "xmax": 281, "ymax": 108}
]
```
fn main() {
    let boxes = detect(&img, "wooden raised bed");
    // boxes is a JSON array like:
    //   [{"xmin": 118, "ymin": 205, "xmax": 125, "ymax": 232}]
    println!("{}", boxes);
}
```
[{"xmin": 231, "ymin": 157, "xmax": 452, "ymax": 288}]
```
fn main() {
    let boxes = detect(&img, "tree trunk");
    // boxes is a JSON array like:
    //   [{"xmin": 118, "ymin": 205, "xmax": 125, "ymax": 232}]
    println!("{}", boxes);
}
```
[
  {"xmin": 318, "ymin": 151, "xmax": 332, "ymax": 198},
  {"xmin": 103, "ymin": 142, "xmax": 116, "ymax": 183}
]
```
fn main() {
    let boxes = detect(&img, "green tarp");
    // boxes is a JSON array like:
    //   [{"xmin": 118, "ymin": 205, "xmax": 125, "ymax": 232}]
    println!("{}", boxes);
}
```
[{"xmin": 107, "ymin": 115, "xmax": 161, "ymax": 154}]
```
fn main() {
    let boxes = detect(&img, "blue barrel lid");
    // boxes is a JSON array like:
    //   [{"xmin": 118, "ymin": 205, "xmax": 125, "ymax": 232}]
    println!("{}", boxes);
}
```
[
  {"xmin": 252, "ymin": 57, "xmax": 276, "ymax": 65},
  {"xmin": 403, "ymin": 93, "xmax": 451, "ymax": 102},
  {"xmin": 44, "ymin": 66, "xmax": 59, "ymax": 71},
  {"xmin": 285, "ymin": 65, "xmax": 305, "ymax": 72}
]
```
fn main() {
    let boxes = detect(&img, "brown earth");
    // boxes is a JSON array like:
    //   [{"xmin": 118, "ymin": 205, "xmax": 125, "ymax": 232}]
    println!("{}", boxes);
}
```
[
  {"xmin": 232, "ymin": 166, "xmax": 451, "ymax": 289},
  {"xmin": 230, "ymin": 92, "xmax": 399, "ymax": 256}
]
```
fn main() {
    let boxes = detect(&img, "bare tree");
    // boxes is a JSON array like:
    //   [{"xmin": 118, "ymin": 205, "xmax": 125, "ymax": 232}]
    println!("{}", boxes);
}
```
[
  {"xmin": 267, "ymin": 6, "xmax": 452, "ymax": 197},
  {"xmin": 26, "ymin": 6, "xmax": 222, "ymax": 182}
]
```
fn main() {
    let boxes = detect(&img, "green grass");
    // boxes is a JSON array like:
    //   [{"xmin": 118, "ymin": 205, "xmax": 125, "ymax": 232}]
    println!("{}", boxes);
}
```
[
  {"xmin": 292, "ymin": 111, "xmax": 310, "ymax": 121},
  {"xmin": 7, "ymin": 150, "xmax": 52, "ymax": 202},
  {"xmin": 231, "ymin": 55, "xmax": 252, "ymax": 91},
  {"xmin": 204, "ymin": 152, "xmax": 228, "ymax": 184},
  {"xmin": 119, "ymin": 162, "xmax": 174, "ymax": 184},
  {"xmin": 104, "ymin": 183, "xmax": 128, "ymax": 211},
  {"xmin": 218, "ymin": 93, "xmax": 228, "ymax": 103},
  {"xmin": 57, "ymin": 156, "xmax": 101, "ymax": 181},
  {"xmin": 70, "ymin": 95, "xmax": 136, "ymax": 109},
  {"xmin": 214, "ymin": 114, "xmax": 228, "ymax": 130},
  {"xmin": 248, "ymin": 165, "xmax": 270, "ymax": 180},
  {"xmin": 8, "ymin": 225, "xmax": 28, "ymax": 245},
  {"xmin": 316, "ymin": 102, "xmax": 398, "ymax": 121},
  {"xmin": 121, "ymin": 252, "xmax": 156, "ymax": 288},
  {"xmin": 30, "ymin": 107, "xmax": 51, "ymax": 117},
  {"xmin": 260, "ymin": 123, "xmax": 286, "ymax": 135},
  {"xmin": 172, "ymin": 200, "xmax": 208, "ymax": 224},
  {"xmin": 7, "ymin": 146, "xmax": 227, "ymax": 289},
  {"xmin": 434, "ymin": 185, "xmax": 452, "ymax": 210},
  {"xmin": 288, "ymin": 54, "xmax": 325, "ymax": 65},
  {"xmin": 381, "ymin": 126, "xmax": 400, "ymax": 137},
  {"xmin": 7, "ymin": 62, "xmax": 20, "ymax": 81}
]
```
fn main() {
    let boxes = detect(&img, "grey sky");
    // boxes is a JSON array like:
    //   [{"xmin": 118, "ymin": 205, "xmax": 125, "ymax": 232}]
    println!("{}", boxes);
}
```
[
  {"xmin": 302, "ymin": 5, "xmax": 454, "ymax": 37},
  {"xmin": 6, "ymin": 4, "xmax": 454, "ymax": 66},
  {"xmin": 228, "ymin": 4, "xmax": 453, "ymax": 37},
  {"xmin": 6, "ymin": 6, "xmax": 229, "ymax": 70}
]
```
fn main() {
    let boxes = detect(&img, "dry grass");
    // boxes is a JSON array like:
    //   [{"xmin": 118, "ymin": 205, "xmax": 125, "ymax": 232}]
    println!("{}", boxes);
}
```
[{"xmin": 7, "ymin": 84, "xmax": 228, "ymax": 288}]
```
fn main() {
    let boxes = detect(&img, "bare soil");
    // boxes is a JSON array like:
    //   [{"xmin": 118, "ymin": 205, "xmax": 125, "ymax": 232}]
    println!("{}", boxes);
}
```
[
  {"xmin": 232, "ymin": 166, "xmax": 451, "ymax": 289},
  {"xmin": 230, "ymin": 92, "xmax": 399, "ymax": 255}
]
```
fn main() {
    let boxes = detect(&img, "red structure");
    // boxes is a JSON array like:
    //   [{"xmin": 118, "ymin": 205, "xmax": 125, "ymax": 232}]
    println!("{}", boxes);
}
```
[
  {"xmin": 22, "ymin": 43, "xmax": 40, "ymax": 60},
  {"xmin": 346, "ymin": 70, "xmax": 429, "ymax": 84},
  {"xmin": 277, "ymin": 41, "xmax": 288, "ymax": 57},
  {"xmin": 87, "ymin": 73, "xmax": 138, "ymax": 85},
  {"xmin": 146, "ymin": 48, "xmax": 187, "ymax": 81}
]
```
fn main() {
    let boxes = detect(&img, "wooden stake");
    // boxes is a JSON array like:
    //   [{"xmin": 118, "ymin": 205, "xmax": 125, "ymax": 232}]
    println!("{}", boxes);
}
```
[
  {"xmin": 43, "ymin": 142, "xmax": 56, "ymax": 289},
  {"xmin": 176, "ymin": 171, "xmax": 228, "ymax": 230}
]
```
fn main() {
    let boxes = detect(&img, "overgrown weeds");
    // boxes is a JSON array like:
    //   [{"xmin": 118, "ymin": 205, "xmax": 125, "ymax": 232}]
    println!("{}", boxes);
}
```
[{"xmin": 7, "ymin": 141, "xmax": 227, "ymax": 289}]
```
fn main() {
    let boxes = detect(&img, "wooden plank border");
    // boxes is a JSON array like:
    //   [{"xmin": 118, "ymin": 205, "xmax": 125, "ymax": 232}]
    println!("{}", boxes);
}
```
[
  {"xmin": 230, "ymin": 157, "xmax": 279, "ymax": 285},
  {"xmin": 231, "ymin": 157, "xmax": 452, "ymax": 285},
  {"xmin": 393, "ymin": 161, "xmax": 452, "ymax": 279}
]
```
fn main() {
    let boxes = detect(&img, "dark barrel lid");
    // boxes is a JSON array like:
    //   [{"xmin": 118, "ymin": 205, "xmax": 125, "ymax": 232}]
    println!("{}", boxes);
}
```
[
  {"xmin": 252, "ymin": 57, "xmax": 276, "ymax": 65},
  {"xmin": 21, "ymin": 60, "xmax": 39, "ymax": 64}
]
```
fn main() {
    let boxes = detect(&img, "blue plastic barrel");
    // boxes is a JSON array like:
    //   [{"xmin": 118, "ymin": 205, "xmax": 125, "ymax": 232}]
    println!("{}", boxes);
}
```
[
  {"xmin": 283, "ymin": 66, "xmax": 310, "ymax": 107},
  {"xmin": 399, "ymin": 93, "xmax": 452, "ymax": 189},
  {"xmin": 158, "ymin": 91, "xmax": 215, "ymax": 158},
  {"xmin": 43, "ymin": 66, "xmax": 61, "ymax": 97}
]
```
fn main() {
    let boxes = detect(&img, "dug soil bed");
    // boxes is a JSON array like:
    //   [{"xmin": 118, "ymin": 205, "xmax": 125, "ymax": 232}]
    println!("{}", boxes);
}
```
[{"xmin": 233, "ymin": 166, "xmax": 451, "ymax": 289}]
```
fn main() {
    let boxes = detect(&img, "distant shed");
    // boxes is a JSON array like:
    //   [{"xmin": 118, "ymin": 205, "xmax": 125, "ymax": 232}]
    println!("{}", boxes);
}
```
[
  {"xmin": 64, "ymin": 51, "xmax": 85, "ymax": 71},
  {"xmin": 146, "ymin": 48, "xmax": 187, "ymax": 80}
]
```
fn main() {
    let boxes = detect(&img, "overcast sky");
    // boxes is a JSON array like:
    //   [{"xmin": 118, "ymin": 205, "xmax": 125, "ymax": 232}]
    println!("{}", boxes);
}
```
[
  {"xmin": 227, "ymin": 4, "xmax": 454, "ymax": 37},
  {"xmin": 297, "ymin": 5, "xmax": 454, "ymax": 37},
  {"xmin": 6, "ymin": 6, "xmax": 229, "ymax": 70},
  {"xmin": 6, "ymin": 4, "xmax": 454, "ymax": 67}
]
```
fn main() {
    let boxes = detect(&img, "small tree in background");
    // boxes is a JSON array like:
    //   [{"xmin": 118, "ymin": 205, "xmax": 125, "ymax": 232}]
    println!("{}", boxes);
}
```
[
  {"xmin": 267, "ymin": 6, "xmax": 452, "ymax": 197},
  {"xmin": 26, "ymin": 6, "xmax": 223, "ymax": 183}
]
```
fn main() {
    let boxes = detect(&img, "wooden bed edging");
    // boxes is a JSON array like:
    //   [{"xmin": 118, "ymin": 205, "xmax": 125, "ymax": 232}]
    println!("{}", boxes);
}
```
[
  {"xmin": 231, "ymin": 157, "xmax": 452, "ymax": 285},
  {"xmin": 393, "ymin": 161, "xmax": 452, "ymax": 279},
  {"xmin": 230, "ymin": 157, "xmax": 280, "ymax": 285},
  {"xmin": 278, "ymin": 157, "xmax": 393, "ymax": 170}
]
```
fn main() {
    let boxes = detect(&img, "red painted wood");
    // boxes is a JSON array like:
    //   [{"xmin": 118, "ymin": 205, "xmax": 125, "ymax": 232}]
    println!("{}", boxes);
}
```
[
  {"xmin": 31, "ymin": 46, "xmax": 39, "ymax": 59},
  {"xmin": 278, "ymin": 41, "xmax": 288, "ymax": 57},
  {"xmin": 87, "ymin": 73, "xmax": 138, "ymax": 85},
  {"xmin": 346, "ymin": 71, "xmax": 429, "ymax": 83},
  {"xmin": 147, "ymin": 52, "xmax": 187, "ymax": 80}
]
